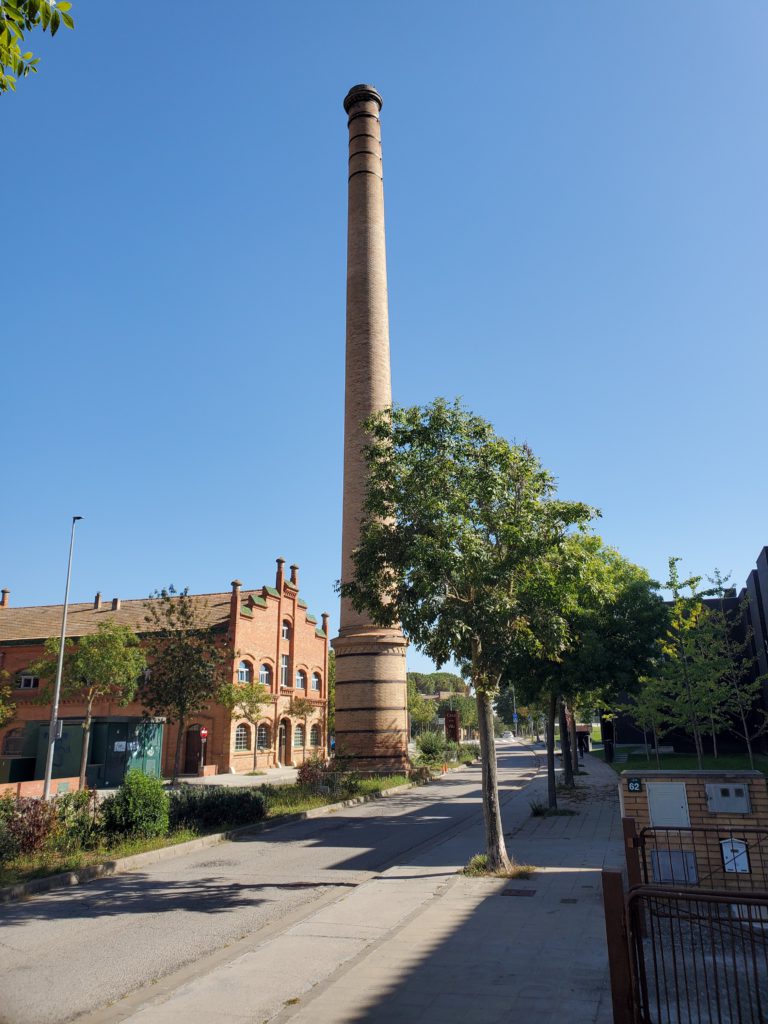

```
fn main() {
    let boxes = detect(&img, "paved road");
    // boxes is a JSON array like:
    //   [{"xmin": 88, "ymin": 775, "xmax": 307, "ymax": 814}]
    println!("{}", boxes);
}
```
[{"xmin": 0, "ymin": 744, "xmax": 537, "ymax": 1024}]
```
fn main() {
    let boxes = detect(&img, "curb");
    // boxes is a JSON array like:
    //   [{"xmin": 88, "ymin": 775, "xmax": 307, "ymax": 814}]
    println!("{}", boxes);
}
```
[{"xmin": 0, "ymin": 780, "xmax": 419, "ymax": 905}]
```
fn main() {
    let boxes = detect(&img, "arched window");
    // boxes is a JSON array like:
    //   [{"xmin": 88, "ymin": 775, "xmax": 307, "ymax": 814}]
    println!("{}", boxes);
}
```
[
  {"xmin": 311, "ymin": 672, "xmax": 321, "ymax": 691},
  {"xmin": 295, "ymin": 669, "xmax": 307, "ymax": 689},
  {"xmin": 282, "ymin": 620, "xmax": 291, "ymax": 641},
  {"xmin": 293, "ymin": 724, "xmax": 305, "ymax": 748},
  {"xmin": 259, "ymin": 664, "xmax": 272, "ymax": 687},
  {"xmin": 280, "ymin": 655, "xmax": 290, "ymax": 686},
  {"xmin": 238, "ymin": 660, "xmax": 252, "ymax": 683},
  {"xmin": 257, "ymin": 723, "xmax": 271, "ymax": 749},
  {"xmin": 235, "ymin": 723, "xmax": 251, "ymax": 752},
  {"xmin": 2, "ymin": 728, "xmax": 24, "ymax": 756},
  {"xmin": 310, "ymin": 724, "xmax": 321, "ymax": 747}
]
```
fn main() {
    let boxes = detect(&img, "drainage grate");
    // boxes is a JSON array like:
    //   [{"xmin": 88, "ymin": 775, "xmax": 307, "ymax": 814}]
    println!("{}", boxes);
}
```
[
  {"xmin": 503, "ymin": 888, "xmax": 536, "ymax": 897},
  {"xmin": 560, "ymin": 898, "xmax": 578, "ymax": 904}
]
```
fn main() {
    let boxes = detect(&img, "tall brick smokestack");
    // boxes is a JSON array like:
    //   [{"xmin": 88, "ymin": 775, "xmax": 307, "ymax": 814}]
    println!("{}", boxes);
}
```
[{"xmin": 332, "ymin": 84, "xmax": 409, "ymax": 772}]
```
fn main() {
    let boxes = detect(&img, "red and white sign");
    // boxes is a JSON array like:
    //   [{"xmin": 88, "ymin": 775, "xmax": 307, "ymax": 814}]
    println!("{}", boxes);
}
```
[{"xmin": 200, "ymin": 727, "xmax": 209, "ymax": 740}]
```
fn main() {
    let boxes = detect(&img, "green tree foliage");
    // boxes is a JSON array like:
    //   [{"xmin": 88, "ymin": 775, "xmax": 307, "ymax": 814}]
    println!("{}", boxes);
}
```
[
  {"xmin": 326, "ymin": 649, "xmax": 335, "ymax": 736},
  {"xmin": 30, "ymin": 622, "xmax": 147, "ymax": 790},
  {"xmin": 0, "ymin": 0, "xmax": 74, "ymax": 94},
  {"xmin": 407, "ymin": 671, "xmax": 468, "ymax": 695},
  {"xmin": 407, "ymin": 675, "xmax": 437, "ymax": 733},
  {"xmin": 0, "ymin": 672, "xmax": 16, "ymax": 727},
  {"xmin": 658, "ymin": 559, "xmax": 730, "ymax": 769},
  {"xmin": 140, "ymin": 588, "xmax": 226, "ymax": 783},
  {"xmin": 708, "ymin": 572, "xmax": 768, "ymax": 768},
  {"xmin": 507, "ymin": 535, "xmax": 667, "ymax": 806},
  {"xmin": 340, "ymin": 399, "xmax": 594, "ymax": 870},
  {"xmin": 219, "ymin": 679, "xmax": 273, "ymax": 771}
]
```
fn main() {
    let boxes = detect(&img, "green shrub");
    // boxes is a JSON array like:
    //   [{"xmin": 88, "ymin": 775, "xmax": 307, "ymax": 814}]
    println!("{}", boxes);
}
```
[
  {"xmin": 416, "ymin": 730, "xmax": 447, "ymax": 760},
  {"xmin": 53, "ymin": 789, "xmax": 100, "ymax": 853},
  {"xmin": 0, "ymin": 795, "xmax": 20, "ymax": 863},
  {"xmin": 459, "ymin": 743, "xmax": 480, "ymax": 763},
  {"xmin": 168, "ymin": 785, "xmax": 266, "ymax": 831},
  {"xmin": 102, "ymin": 769, "xmax": 169, "ymax": 839}
]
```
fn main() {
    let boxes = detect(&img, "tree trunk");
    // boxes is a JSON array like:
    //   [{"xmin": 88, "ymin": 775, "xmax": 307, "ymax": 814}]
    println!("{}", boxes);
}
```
[
  {"xmin": 652, "ymin": 726, "xmax": 661, "ymax": 769},
  {"xmin": 78, "ymin": 698, "xmax": 94, "ymax": 791},
  {"xmin": 172, "ymin": 717, "xmax": 185, "ymax": 784},
  {"xmin": 546, "ymin": 692, "xmax": 557, "ymax": 810},
  {"xmin": 740, "ymin": 710, "xmax": 755, "ymax": 769},
  {"xmin": 710, "ymin": 718, "xmax": 718, "ymax": 759},
  {"xmin": 559, "ymin": 700, "xmax": 574, "ymax": 788},
  {"xmin": 643, "ymin": 729, "xmax": 650, "ymax": 763},
  {"xmin": 476, "ymin": 688, "xmax": 511, "ymax": 871},
  {"xmin": 569, "ymin": 705, "xmax": 579, "ymax": 774},
  {"xmin": 253, "ymin": 729, "xmax": 259, "ymax": 772},
  {"xmin": 693, "ymin": 725, "xmax": 703, "ymax": 770}
]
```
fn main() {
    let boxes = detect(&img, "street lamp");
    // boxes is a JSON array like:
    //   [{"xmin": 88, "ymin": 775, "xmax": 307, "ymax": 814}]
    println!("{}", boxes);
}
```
[{"xmin": 42, "ymin": 516, "xmax": 84, "ymax": 800}]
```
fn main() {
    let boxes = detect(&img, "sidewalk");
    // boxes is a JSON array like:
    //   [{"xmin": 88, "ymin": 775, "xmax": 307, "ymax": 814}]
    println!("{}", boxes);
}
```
[
  {"xmin": 273, "ymin": 747, "xmax": 623, "ymax": 1024},
  {"xmin": 87, "ymin": 746, "xmax": 622, "ymax": 1024}
]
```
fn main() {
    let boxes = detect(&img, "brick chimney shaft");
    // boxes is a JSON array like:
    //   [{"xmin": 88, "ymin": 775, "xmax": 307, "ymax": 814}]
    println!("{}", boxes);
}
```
[
  {"xmin": 290, "ymin": 564, "xmax": 299, "ymax": 587},
  {"xmin": 275, "ymin": 558, "xmax": 285, "ymax": 590},
  {"xmin": 332, "ymin": 85, "xmax": 409, "ymax": 772},
  {"xmin": 0, "ymin": 589, "xmax": 9, "ymax": 608}
]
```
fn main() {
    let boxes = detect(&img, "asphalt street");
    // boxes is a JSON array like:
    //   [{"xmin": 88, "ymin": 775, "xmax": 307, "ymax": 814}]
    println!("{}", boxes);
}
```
[{"xmin": 0, "ymin": 744, "xmax": 537, "ymax": 1024}]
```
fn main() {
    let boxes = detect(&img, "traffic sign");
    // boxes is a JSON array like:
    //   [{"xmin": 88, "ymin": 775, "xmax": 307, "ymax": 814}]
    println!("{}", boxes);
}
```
[
  {"xmin": 200, "ymin": 727, "xmax": 209, "ymax": 740},
  {"xmin": 512, "ymin": 713, "xmax": 519, "ymax": 723}
]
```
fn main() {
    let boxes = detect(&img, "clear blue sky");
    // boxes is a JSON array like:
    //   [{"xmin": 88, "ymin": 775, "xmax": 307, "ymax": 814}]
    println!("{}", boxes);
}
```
[{"xmin": 3, "ymin": 2, "xmax": 766, "ymax": 673}]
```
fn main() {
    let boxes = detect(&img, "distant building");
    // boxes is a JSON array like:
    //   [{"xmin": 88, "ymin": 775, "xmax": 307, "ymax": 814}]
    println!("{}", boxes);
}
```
[{"xmin": 0, "ymin": 558, "xmax": 329, "ymax": 786}]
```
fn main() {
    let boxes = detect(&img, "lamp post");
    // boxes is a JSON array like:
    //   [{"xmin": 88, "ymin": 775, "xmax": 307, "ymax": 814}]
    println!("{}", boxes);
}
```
[{"xmin": 42, "ymin": 515, "xmax": 84, "ymax": 800}]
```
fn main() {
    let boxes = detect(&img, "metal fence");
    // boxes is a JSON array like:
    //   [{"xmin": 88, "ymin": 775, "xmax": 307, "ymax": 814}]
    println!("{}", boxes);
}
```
[
  {"xmin": 634, "ymin": 825, "xmax": 768, "ymax": 895},
  {"xmin": 626, "ymin": 886, "xmax": 768, "ymax": 1024}
]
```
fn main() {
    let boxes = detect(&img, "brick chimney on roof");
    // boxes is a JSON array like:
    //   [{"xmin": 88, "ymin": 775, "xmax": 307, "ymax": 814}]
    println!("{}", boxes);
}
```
[
  {"xmin": 94, "ymin": 592, "xmax": 102, "ymax": 610},
  {"xmin": 230, "ymin": 579, "xmax": 242, "ymax": 622},
  {"xmin": 111, "ymin": 597, "xmax": 121, "ymax": 611},
  {"xmin": 290, "ymin": 564, "xmax": 299, "ymax": 587},
  {"xmin": 276, "ymin": 557, "xmax": 285, "ymax": 590},
  {"xmin": 0, "ymin": 589, "xmax": 9, "ymax": 608},
  {"xmin": 321, "ymin": 612, "xmax": 330, "ymax": 635}
]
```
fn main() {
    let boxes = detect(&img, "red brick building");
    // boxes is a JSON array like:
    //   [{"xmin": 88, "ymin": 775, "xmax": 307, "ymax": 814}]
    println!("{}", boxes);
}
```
[{"xmin": 0, "ymin": 558, "xmax": 329, "ymax": 785}]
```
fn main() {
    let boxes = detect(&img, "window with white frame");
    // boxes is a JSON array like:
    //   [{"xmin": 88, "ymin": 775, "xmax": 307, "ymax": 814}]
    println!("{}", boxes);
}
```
[
  {"xmin": 295, "ymin": 669, "xmax": 307, "ymax": 689},
  {"xmin": 235, "ymin": 723, "xmax": 250, "ymax": 752},
  {"xmin": 238, "ymin": 660, "xmax": 252, "ymax": 683},
  {"xmin": 293, "ymin": 724, "xmax": 305, "ymax": 748},
  {"xmin": 257, "ymin": 723, "xmax": 270, "ymax": 749},
  {"xmin": 17, "ymin": 674, "xmax": 39, "ymax": 690},
  {"xmin": 310, "ymin": 724, "xmax": 321, "ymax": 747},
  {"xmin": 281, "ymin": 655, "xmax": 290, "ymax": 686},
  {"xmin": 311, "ymin": 672, "xmax": 321, "ymax": 691},
  {"xmin": 259, "ymin": 664, "xmax": 272, "ymax": 687},
  {"xmin": 282, "ymin": 620, "xmax": 291, "ymax": 641}
]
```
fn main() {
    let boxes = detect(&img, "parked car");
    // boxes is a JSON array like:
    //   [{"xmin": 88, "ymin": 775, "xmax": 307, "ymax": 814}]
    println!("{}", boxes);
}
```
[{"xmin": 501, "ymin": 731, "xmax": 514, "ymax": 741}]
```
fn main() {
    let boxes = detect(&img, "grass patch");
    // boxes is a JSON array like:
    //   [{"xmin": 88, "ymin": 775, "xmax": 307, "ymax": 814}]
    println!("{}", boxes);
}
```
[
  {"xmin": 594, "ymin": 749, "xmax": 768, "ymax": 778},
  {"xmin": 461, "ymin": 853, "xmax": 536, "ymax": 879},
  {"xmin": 262, "ymin": 774, "xmax": 409, "ymax": 819},
  {"xmin": 0, "ymin": 829, "xmax": 199, "ymax": 888},
  {"xmin": 246, "ymin": 770, "xmax": 267, "ymax": 776}
]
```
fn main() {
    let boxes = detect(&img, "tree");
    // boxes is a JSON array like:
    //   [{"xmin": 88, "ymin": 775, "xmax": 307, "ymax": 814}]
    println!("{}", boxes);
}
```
[
  {"xmin": 705, "ymin": 572, "xmax": 767, "ymax": 768},
  {"xmin": 290, "ymin": 696, "xmax": 316, "ymax": 756},
  {"xmin": 0, "ymin": 671, "xmax": 15, "ymax": 727},
  {"xmin": 326, "ymin": 649, "xmax": 335, "ymax": 737},
  {"xmin": 507, "ymin": 535, "xmax": 667, "ymax": 807},
  {"xmin": 219, "ymin": 679, "xmax": 273, "ymax": 771},
  {"xmin": 340, "ymin": 399, "xmax": 594, "ymax": 870},
  {"xmin": 408, "ymin": 676, "xmax": 437, "ymax": 734},
  {"xmin": 31, "ymin": 621, "xmax": 146, "ymax": 790},
  {"xmin": 140, "ymin": 588, "xmax": 226, "ymax": 784},
  {"xmin": 1, "ymin": 0, "xmax": 74, "ymax": 94},
  {"xmin": 625, "ymin": 675, "xmax": 669, "ymax": 768},
  {"xmin": 659, "ymin": 559, "xmax": 729, "ymax": 769}
]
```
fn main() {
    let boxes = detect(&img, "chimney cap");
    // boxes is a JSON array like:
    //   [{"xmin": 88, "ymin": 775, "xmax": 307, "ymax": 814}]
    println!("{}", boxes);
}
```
[
  {"xmin": 344, "ymin": 84, "xmax": 382, "ymax": 113},
  {"xmin": 231, "ymin": 579, "xmax": 242, "ymax": 589},
  {"xmin": 276, "ymin": 557, "xmax": 285, "ymax": 566}
]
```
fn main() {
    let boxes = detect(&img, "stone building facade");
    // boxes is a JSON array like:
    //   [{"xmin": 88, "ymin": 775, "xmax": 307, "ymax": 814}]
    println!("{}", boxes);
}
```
[{"xmin": 0, "ymin": 558, "xmax": 329, "ymax": 784}]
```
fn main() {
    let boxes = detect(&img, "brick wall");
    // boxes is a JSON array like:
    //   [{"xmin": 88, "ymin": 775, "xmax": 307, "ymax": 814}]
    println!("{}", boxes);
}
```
[{"xmin": 620, "ymin": 770, "xmax": 768, "ymax": 891}]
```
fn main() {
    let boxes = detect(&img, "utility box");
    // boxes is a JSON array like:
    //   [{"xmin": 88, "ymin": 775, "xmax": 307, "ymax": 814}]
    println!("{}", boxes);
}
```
[{"xmin": 705, "ymin": 782, "xmax": 751, "ymax": 815}]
